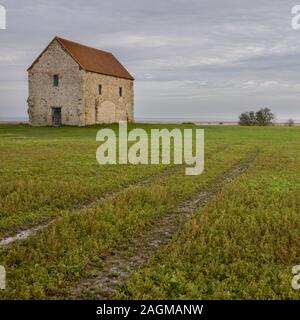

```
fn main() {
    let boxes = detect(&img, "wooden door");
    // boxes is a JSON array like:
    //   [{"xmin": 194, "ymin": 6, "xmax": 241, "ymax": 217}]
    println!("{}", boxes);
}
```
[{"xmin": 52, "ymin": 107, "xmax": 62, "ymax": 127}]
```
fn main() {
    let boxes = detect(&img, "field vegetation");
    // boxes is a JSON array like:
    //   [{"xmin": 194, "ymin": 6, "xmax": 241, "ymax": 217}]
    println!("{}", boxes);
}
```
[{"xmin": 0, "ymin": 124, "xmax": 299, "ymax": 299}]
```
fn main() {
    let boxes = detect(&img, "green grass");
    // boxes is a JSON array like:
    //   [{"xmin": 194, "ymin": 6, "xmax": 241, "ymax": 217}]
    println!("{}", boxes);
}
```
[
  {"xmin": 0, "ymin": 124, "xmax": 300, "ymax": 299},
  {"xmin": 0, "ymin": 124, "xmax": 175, "ymax": 237},
  {"xmin": 114, "ymin": 138, "xmax": 300, "ymax": 299}
]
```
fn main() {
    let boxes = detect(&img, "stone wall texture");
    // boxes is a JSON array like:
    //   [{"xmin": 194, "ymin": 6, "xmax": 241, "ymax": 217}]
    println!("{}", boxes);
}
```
[
  {"xmin": 83, "ymin": 72, "xmax": 134, "ymax": 125},
  {"xmin": 28, "ymin": 39, "xmax": 134, "ymax": 126}
]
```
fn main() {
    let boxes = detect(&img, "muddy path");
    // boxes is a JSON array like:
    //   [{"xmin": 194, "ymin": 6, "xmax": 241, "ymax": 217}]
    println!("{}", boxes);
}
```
[
  {"xmin": 0, "ymin": 224, "xmax": 48, "ymax": 247},
  {"xmin": 0, "ymin": 165, "xmax": 180, "ymax": 248},
  {"xmin": 70, "ymin": 150, "xmax": 258, "ymax": 299},
  {"xmin": 0, "ymin": 145, "xmax": 230, "ymax": 248}
]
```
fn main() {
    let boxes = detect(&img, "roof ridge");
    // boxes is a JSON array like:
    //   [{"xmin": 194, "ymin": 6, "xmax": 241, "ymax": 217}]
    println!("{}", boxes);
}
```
[{"xmin": 55, "ymin": 36, "xmax": 113, "ymax": 56}]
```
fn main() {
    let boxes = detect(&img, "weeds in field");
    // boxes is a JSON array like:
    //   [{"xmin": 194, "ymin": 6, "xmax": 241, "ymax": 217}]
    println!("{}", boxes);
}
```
[
  {"xmin": 1, "ymin": 124, "xmax": 300, "ymax": 299},
  {"xmin": 114, "ymin": 143, "xmax": 300, "ymax": 299}
]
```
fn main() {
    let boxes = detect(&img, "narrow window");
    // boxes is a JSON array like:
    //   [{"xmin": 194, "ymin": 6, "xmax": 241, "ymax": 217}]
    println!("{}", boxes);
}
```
[
  {"xmin": 98, "ymin": 84, "xmax": 102, "ymax": 95},
  {"xmin": 53, "ymin": 74, "xmax": 59, "ymax": 87},
  {"xmin": 119, "ymin": 87, "xmax": 123, "ymax": 97}
]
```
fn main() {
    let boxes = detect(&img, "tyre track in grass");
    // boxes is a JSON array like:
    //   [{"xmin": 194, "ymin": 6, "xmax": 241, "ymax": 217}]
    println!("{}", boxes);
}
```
[
  {"xmin": 70, "ymin": 149, "xmax": 259, "ymax": 299},
  {"xmin": 0, "ymin": 165, "xmax": 178, "ymax": 247},
  {"xmin": 0, "ymin": 144, "xmax": 230, "ymax": 248}
]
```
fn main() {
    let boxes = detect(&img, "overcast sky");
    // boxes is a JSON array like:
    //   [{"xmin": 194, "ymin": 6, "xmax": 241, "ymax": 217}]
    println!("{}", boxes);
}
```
[{"xmin": 0, "ymin": 0, "xmax": 300, "ymax": 121}]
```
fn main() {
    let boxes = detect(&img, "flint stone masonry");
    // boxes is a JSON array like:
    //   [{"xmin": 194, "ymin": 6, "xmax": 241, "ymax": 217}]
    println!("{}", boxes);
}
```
[
  {"xmin": 83, "ymin": 71, "xmax": 134, "ymax": 125},
  {"xmin": 27, "ymin": 37, "xmax": 134, "ymax": 126}
]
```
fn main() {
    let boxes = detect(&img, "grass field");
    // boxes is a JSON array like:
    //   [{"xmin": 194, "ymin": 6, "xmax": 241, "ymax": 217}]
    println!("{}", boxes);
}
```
[{"xmin": 0, "ymin": 123, "xmax": 300, "ymax": 299}]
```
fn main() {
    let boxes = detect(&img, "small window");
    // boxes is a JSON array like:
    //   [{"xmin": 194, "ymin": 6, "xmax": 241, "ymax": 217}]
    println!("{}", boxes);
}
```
[
  {"xmin": 119, "ymin": 87, "xmax": 123, "ymax": 97},
  {"xmin": 53, "ymin": 75, "xmax": 59, "ymax": 87},
  {"xmin": 98, "ymin": 84, "xmax": 102, "ymax": 95}
]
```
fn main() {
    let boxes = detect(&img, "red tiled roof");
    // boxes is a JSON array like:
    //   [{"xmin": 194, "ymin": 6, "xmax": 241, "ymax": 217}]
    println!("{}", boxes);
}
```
[{"xmin": 28, "ymin": 36, "xmax": 134, "ymax": 80}]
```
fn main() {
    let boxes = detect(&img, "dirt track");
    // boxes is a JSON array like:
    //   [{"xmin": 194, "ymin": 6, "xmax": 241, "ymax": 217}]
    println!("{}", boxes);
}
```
[{"xmin": 70, "ymin": 150, "xmax": 258, "ymax": 299}]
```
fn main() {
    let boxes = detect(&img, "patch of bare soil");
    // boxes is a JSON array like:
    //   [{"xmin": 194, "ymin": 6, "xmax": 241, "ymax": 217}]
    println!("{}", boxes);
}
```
[
  {"xmin": 0, "ymin": 224, "xmax": 49, "ymax": 247},
  {"xmin": 70, "ymin": 150, "xmax": 258, "ymax": 299}
]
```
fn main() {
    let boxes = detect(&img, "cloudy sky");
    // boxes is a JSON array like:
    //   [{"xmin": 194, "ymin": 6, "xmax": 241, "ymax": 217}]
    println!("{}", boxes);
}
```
[{"xmin": 0, "ymin": 0, "xmax": 300, "ymax": 121}]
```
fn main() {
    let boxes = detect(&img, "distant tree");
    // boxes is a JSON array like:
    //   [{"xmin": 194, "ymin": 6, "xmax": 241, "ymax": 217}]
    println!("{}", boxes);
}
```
[
  {"xmin": 287, "ymin": 118, "xmax": 294, "ymax": 127},
  {"xmin": 239, "ymin": 111, "xmax": 256, "ymax": 126},
  {"xmin": 248, "ymin": 111, "xmax": 256, "ymax": 126},
  {"xmin": 239, "ymin": 112, "xmax": 250, "ymax": 126},
  {"xmin": 239, "ymin": 108, "xmax": 275, "ymax": 126},
  {"xmin": 255, "ymin": 108, "xmax": 275, "ymax": 126}
]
